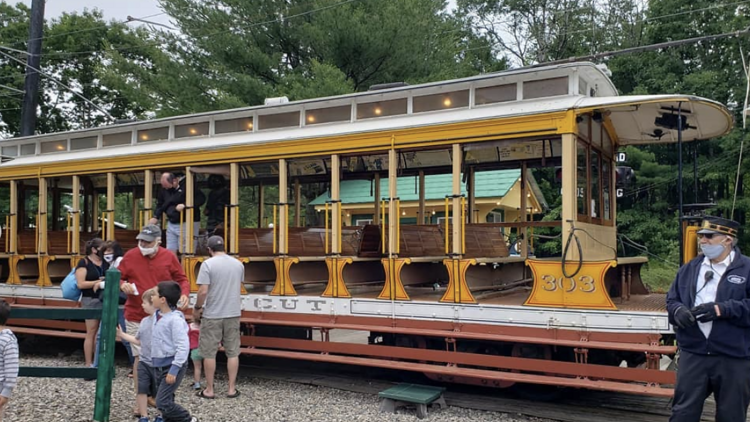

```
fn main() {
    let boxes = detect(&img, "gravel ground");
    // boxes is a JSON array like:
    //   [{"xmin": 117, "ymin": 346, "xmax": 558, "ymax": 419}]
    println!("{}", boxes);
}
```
[{"xmin": 4, "ymin": 354, "xmax": 555, "ymax": 422}]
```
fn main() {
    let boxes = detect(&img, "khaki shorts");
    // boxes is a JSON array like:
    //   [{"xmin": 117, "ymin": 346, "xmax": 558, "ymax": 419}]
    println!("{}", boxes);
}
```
[
  {"xmin": 199, "ymin": 317, "xmax": 240, "ymax": 359},
  {"xmin": 125, "ymin": 319, "xmax": 141, "ymax": 357}
]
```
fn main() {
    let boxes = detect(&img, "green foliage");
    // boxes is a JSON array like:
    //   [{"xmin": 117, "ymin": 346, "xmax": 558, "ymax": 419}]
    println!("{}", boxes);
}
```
[
  {"xmin": 0, "ymin": 4, "xmax": 149, "ymax": 135},
  {"xmin": 98, "ymin": 0, "xmax": 506, "ymax": 116}
]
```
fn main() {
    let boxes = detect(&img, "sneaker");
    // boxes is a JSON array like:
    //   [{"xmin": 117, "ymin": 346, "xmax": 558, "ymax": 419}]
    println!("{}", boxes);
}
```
[
  {"xmin": 154, "ymin": 417, "xmax": 164, "ymax": 422},
  {"xmin": 138, "ymin": 418, "xmax": 150, "ymax": 422},
  {"xmin": 190, "ymin": 418, "xmax": 199, "ymax": 422},
  {"xmin": 192, "ymin": 382, "xmax": 202, "ymax": 390}
]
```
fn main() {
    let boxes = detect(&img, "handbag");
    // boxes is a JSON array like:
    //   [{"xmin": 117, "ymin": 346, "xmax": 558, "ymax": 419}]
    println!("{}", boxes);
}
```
[{"xmin": 61, "ymin": 268, "xmax": 82, "ymax": 301}]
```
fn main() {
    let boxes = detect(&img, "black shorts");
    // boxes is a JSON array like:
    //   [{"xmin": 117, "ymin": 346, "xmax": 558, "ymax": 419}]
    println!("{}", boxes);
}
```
[{"xmin": 137, "ymin": 361, "xmax": 157, "ymax": 396}]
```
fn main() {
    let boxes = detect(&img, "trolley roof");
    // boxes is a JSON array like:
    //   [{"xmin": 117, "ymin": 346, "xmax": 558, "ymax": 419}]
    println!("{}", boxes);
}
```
[{"xmin": 0, "ymin": 62, "xmax": 733, "ymax": 168}]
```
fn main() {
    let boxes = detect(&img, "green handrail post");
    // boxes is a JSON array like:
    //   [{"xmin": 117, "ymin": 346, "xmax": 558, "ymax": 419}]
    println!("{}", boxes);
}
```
[{"xmin": 93, "ymin": 267, "xmax": 121, "ymax": 422}]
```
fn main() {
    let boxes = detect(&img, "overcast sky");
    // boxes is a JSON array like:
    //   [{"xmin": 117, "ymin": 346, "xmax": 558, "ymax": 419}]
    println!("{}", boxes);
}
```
[
  {"xmin": 18, "ymin": 0, "xmax": 173, "ymax": 27},
  {"xmin": 18, "ymin": 0, "xmax": 458, "ymax": 27}
]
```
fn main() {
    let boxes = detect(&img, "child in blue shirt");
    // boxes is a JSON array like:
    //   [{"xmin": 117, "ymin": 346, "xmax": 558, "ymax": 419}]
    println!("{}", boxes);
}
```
[
  {"xmin": 151, "ymin": 281, "xmax": 197, "ymax": 422},
  {"xmin": 117, "ymin": 287, "xmax": 162, "ymax": 422}
]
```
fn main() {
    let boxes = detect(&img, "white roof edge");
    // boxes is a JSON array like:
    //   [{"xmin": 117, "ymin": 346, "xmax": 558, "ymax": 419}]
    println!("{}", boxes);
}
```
[{"xmin": 4, "ymin": 62, "xmax": 612, "ymax": 143}]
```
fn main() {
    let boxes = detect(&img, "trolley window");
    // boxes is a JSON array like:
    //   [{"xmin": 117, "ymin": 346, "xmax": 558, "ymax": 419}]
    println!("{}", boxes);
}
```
[
  {"xmin": 103, "ymin": 132, "xmax": 132, "ymax": 147},
  {"xmin": 215, "ymin": 117, "xmax": 254, "ymax": 134},
  {"xmin": 41, "ymin": 140, "xmax": 66, "ymax": 154},
  {"xmin": 475, "ymin": 84, "xmax": 516, "ymax": 105},
  {"xmin": 71, "ymin": 136, "xmax": 97, "ymax": 151},
  {"xmin": 258, "ymin": 111, "xmax": 300, "ymax": 130}
]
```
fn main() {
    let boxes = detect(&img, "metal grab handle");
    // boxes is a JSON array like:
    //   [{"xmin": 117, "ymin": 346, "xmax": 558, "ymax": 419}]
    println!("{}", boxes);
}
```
[
  {"xmin": 272, "ymin": 204, "xmax": 278, "ymax": 255},
  {"xmin": 324, "ymin": 203, "xmax": 329, "ymax": 255},
  {"xmin": 381, "ymin": 200, "xmax": 386, "ymax": 254},
  {"xmin": 444, "ymin": 198, "xmax": 449, "ymax": 254}
]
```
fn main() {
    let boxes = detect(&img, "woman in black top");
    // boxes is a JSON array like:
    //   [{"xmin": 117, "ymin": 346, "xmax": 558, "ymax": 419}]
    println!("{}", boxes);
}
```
[{"xmin": 75, "ymin": 238, "xmax": 109, "ymax": 367}]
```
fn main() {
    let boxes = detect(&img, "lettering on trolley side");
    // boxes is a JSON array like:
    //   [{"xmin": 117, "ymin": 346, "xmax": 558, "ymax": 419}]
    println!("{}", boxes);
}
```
[
  {"xmin": 540, "ymin": 274, "xmax": 596, "ymax": 293},
  {"xmin": 252, "ymin": 297, "xmax": 328, "ymax": 312}
]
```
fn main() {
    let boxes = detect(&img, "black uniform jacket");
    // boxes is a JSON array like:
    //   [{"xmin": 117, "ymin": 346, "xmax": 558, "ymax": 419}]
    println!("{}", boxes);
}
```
[{"xmin": 666, "ymin": 247, "xmax": 750, "ymax": 358}]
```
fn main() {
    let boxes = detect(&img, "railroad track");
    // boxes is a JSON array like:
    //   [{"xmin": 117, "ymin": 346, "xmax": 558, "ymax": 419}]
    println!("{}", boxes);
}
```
[
  {"xmin": 19, "ymin": 333, "xmax": 730, "ymax": 422},
  {"xmin": 237, "ymin": 357, "xmax": 726, "ymax": 422}
]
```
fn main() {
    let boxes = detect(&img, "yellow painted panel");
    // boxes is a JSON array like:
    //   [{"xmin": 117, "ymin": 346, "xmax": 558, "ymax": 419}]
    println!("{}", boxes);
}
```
[
  {"xmin": 525, "ymin": 259, "xmax": 617, "ymax": 310},
  {"xmin": 684, "ymin": 226, "xmax": 699, "ymax": 263}
]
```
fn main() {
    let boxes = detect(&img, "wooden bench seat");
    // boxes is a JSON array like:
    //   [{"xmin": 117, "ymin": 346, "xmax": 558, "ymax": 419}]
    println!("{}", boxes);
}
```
[
  {"xmin": 17, "ymin": 231, "xmax": 37, "ymax": 255},
  {"xmin": 47, "ymin": 231, "xmax": 71, "ymax": 255},
  {"xmin": 113, "ymin": 229, "xmax": 141, "ymax": 250},
  {"xmin": 462, "ymin": 224, "xmax": 510, "ymax": 259},
  {"xmin": 392, "ymin": 225, "xmax": 445, "ymax": 258},
  {"xmin": 216, "ymin": 225, "xmax": 381, "ymax": 258}
]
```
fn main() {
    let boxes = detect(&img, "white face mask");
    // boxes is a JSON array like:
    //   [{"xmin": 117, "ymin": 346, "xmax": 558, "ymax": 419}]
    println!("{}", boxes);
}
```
[
  {"xmin": 103, "ymin": 254, "xmax": 114, "ymax": 263},
  {"xmin": 139, "ymin": 245, "xmax": 157, "ymax": 256}
]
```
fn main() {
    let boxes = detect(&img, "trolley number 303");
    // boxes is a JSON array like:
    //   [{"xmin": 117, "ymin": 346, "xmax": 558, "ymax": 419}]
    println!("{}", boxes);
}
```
[{"xmin": 540, "ymin": 274, "xmax": 596, "ymax": 293}]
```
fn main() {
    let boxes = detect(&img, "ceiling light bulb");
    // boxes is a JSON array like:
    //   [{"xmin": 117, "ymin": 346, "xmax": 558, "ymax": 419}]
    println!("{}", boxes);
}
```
[
  {"xmin": 140, "ymin": 134, "xmax": 149, "ymax": 141},
  {"xmin": 443, "ymin": 98, "xmax": 452, "ymax": 107},
  {"xmin": 307, "ymin": 115, "xmax": 315, "ymax": 123},
  {"xmin": 56, "ymin": 145, "xmax": 65, "ymax": 150},
  {"xmin": 189, "ymin": 128, "xmax": 198, "ymax": 135},
  {"xmin": 401, "ymin": 211, "xmax": 406, "ymax": 216},
  {"xmin": 374, "ymin": 107, "xmax": 382, "ymax": 115}
]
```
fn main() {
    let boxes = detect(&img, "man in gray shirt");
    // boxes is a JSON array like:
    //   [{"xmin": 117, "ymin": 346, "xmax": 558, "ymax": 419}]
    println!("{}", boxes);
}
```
[{"xmin": 193, "ymin": 236, "xmax": 244, "ymax": 399}]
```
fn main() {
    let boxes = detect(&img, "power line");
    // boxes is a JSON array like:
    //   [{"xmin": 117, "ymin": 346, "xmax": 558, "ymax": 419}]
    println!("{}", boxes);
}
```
[
  {"xmin": 620, "ymin": 150, "xmax": 743, "ymax": 198},
  {"xmin": 466, "ymin": 0, "xmax": 750, "ymax": 54},
  {"xmin": 0, "ymin": 84, "xmax": 24, "ymax": 94},
  {"xmin": 0, "ymin": 50, "xmax": 114, "ymax": 122},
  {"xmin": 4, "ymin": 12, "xmax": 169, "ymax": 51}
]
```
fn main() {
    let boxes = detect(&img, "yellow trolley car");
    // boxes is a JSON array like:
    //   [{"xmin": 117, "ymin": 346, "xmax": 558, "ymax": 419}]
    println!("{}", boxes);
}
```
[{"xmin": 0, "ymin": 62, "xmax": 732, "ymax": 397}]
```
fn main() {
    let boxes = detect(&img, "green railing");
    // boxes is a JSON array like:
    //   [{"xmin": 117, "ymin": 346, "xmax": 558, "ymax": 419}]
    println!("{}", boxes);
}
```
[{"xmin": 11, "ymin": 268, "xmax": 121, "ymax": 422}]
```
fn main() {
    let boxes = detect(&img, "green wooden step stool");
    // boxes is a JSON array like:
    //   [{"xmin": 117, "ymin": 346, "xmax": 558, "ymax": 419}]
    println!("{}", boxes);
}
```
[{"xmin": 379, "ymin": 383, "xmax": 447, "ymax": 419}]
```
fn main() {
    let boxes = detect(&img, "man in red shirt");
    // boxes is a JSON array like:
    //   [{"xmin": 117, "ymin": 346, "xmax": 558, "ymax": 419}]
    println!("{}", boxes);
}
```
[{"xmin": 118, "ymin": 224, "xmax": 190, "ymax": 414}]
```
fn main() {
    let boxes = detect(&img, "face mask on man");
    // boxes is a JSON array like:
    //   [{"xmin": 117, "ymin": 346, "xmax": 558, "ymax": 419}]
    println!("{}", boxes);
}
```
[
  {"xmin": 139, "ymin": 245, "xmax": 157, "ymax": 256},
  {"xmin": 701, "ymin": 240, "xmax": 728, "ymax": 260},
  {"xmin": 103, "ymin": 254, "xmax": 114, "ymax": 263}
]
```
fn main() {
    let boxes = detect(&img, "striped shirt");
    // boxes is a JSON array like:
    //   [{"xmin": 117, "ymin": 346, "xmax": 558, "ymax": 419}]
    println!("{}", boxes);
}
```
[
  {"xmin": 135, "ymin": 314, "xmax": 155, "ymax": 365},
  {"xmin": 0, "ymin": 329, "xmax": 19, "ymax": 398}
]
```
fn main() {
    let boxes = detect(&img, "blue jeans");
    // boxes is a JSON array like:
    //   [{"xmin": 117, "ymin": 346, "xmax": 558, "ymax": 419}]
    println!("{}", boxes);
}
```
[
  {"xmin": 93, "ymin": 306, "xmax": 134, "ymax": 368},
  {"xmin": 155, "ymin": 363, "xmax": 191, "ymax": 421},
  {"xmin": 167, "ymin": 221, "xmax": 200, "ymax": 253}
]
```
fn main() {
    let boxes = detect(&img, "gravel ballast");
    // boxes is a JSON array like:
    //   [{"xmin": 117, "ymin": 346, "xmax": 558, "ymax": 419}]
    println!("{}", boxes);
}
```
[{"xmin": 4, "ymin": 355, "xmax": 554, "ymax": 422}]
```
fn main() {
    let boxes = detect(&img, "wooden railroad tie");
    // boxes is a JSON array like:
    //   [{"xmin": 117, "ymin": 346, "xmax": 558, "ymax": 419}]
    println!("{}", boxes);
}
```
[{"xmin": 378, "ymin": 383, "xmax": 447, "ymax": 419}]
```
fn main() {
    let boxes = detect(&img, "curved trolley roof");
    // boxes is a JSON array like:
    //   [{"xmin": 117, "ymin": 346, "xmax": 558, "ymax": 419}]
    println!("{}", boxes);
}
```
[{"xmin": 0, "ymin": 62, "xmax": 733, "ymax": 171}]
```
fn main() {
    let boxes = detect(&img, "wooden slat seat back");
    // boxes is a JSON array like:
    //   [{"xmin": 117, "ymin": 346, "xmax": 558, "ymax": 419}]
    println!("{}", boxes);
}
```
[
  {"xmin": 47, "ymin": 231, "xmax": 71, "ymax": 255},
  {"xmin": 228, "ymin": 226, "xmax": 382, "ymax": 258},
  {"xmin": 462, "ymin": 223, "xmax": 510, "ymax": 259},
  {"xmin": 113, "ymin": 229, "xmax": 141, "ymax": 251},
  {"xmin": 17, "ymin": 230, "xmax": 37, "ymax": 255},
  {"xmin": 238, "ymin": 228, "xmax": 274, "ymax": 256},
  {"xmin": 391, "ymin": 225, "xmax": 446, "ymax": 258},
  {"xmin": 358, "ymin": 225, "xmax": 382, "ymax": 258}
]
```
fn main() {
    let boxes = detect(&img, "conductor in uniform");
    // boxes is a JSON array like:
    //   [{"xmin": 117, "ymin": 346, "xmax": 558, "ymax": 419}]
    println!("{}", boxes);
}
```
[{"xmin": 667, "ymin": 216, "xmax": 750, "ymax": 422}]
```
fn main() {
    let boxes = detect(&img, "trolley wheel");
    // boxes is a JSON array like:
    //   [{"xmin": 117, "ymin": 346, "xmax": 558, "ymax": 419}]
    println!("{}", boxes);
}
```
[{"xmin": 511, "ymin": 344, "xmax": 564, "ymax": 401}]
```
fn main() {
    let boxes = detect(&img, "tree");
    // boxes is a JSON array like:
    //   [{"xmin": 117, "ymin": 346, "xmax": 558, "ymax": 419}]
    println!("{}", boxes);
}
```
[
  {"xmin": 457, "ymin": 0, "xmax": 646, "ymax": 66},
  {"xmin": 0, "ymin": 4, "xmax": 149, "ymax": 136},
  {"xmin": 100, "ymin": 0, "xmax": 506, "ymax": 117}
]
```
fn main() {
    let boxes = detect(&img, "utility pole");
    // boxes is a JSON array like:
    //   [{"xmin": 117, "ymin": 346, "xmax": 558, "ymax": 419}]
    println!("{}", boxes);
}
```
[{"xmin": 20, "ymin": 0, "xmax": 45, "ymax": 137}]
